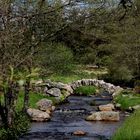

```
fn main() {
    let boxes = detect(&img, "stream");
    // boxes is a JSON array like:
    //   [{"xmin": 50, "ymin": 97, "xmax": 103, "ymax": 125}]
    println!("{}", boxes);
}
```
[{"xmin": 20, "ymin": 92, "xmax": 125, "ymax": 140}]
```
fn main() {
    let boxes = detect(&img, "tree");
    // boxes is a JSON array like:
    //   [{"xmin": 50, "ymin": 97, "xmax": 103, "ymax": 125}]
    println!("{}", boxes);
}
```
[
  {"xmin": 37, "ymin": 43, "xmax": 74, "ymax": 75},
  {"xmin": 0, "ymin": 0, "xmax": 73, "ymax": 131}
]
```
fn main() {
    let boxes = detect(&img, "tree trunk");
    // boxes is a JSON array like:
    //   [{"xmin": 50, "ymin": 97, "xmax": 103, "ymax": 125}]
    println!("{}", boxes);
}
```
[
  {"xmin": 23, "ymin": 79, "xmax": 30, "ymax": 112},
  {"xmin": 0, "ymin": 103, "xmax": 7, "ymax": 128},
  {"xmin": 4, "ymin": 82, "xmax": 18, "ymax": 127}
]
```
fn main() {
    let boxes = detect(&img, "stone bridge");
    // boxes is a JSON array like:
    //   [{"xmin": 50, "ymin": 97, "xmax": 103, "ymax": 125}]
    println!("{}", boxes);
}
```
[
  {"xmin": 35, "ymin": 79, "xmax": 123, "ymax": 98},
  {"xmin": 70, "ymin": 79, "xmax": 121, "ymax": 94}
]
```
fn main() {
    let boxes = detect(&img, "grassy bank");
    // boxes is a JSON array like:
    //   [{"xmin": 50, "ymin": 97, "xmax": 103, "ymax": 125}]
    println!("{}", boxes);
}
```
[
  {"xmin": 47, "ymin": 65, "xmax": 107, "ymax": 83},
  {"xmin": 16, "ymin": 92, "xmax": 56, "ymax": 111},
  {"xmin": 112, "ymin": 110, "xmax": 140, "ymax": 140},
  {"xmin": 114, "ymin": 90, "xmax": 140, "ymax": 110},
  {"xmin": 112, "ymin": 90, "xmax": 140, "ymax": 139},
  {"xmin": 0, "ymin": 92, "xmax": 56, "ymax": 111},
  {"xmin": 47, "ymin": 72, "xmax": 96, "ymax": 84}
]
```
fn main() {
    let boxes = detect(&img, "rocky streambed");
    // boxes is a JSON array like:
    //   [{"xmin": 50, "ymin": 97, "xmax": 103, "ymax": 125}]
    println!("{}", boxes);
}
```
[{"xmin": 20, "ymin": 92, "xmax": 125, "ymax": 140}]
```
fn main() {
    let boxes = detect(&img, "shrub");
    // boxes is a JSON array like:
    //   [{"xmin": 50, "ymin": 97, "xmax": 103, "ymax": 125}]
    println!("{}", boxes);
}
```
[
  {"xmin": 0, "ymin": 112, "xmax": 30, "ymax": 140},
  {"xmin": 40, "ymin": 43, "xmax": 74, "ymax": 74},
  {"xmin": 74, "ymin": 86, "xmax": 97, "ymax": 96},
  {"xmin": 109, "ymin": 66, "xmax": 133, "ymax": 82},
  {"xmin": 100, "ymin": 66, "xmax": 133, "ymax": 87}
]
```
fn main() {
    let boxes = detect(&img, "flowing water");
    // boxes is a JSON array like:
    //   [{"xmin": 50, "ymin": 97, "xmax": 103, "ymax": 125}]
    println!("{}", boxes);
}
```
[{"xmin": 20, "ymin": 92, "xmax": 125, "ymax": 140}]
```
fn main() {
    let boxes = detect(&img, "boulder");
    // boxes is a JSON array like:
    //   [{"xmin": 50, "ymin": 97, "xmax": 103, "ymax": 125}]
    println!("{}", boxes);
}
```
[
  {"xmin": 86, "ymin": 111, "xmax": 120, "ymax": 121},
  {"xmin": 112, "ymin": 87, "xmax": 123, "ymax": 97},
  {"xmin": 54, "ymin": 82, "xmax": 65, "ymax": 89},
  {"xmin": 27, "ymin": 108, "xmax": 50, "ymax": 122},
  {"xmin": 99, "ymin": 104, "xmax": 115, "ymax": 111},
  {"xmin": 64, "ymin": 90, "xmax": 71, "ymax": 97},
  {"xmin": 86, "ymin": 112, "xmax": 101, "ymax": 121},
  {"xmin": 45, "ymin": 106, "xmax": 55, "ymax": 114},
  {"xmin": 46, "ymin": 88, "xmax": 62, "ymax": 97},
  {"xmin": 63, "ymin": 85, "xmax": 73, "ymax": 94},
  {"xmin": 36, "ymin": 99, "xmax": 53, "ymax": 112},
  {"xmin": 35, "ymin": 80, "xmax": 43, "ymax": 85},
  {"xmin": 44, "ymin": 87, "xmax": 48, "ymax": 93},
  {"xmin": 73, "ymin": 130, "xmax": 86, "ymax": 136},
  {"xmin": 132, "ymin": 105, "xmax": 140, "ymax": 110}
]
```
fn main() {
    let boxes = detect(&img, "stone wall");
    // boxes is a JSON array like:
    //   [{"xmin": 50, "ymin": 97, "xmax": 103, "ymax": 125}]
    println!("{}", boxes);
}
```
[
  {"xmin": 70, "ymin": 79, "xmax": 122, "ymax": 94},
  {"xmin": 34, "ymin": 79, "xmax": 123, "ymax": 98}
]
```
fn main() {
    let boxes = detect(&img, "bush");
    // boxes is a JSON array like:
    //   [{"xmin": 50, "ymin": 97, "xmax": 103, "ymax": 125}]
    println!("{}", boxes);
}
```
[
  {"xmin": 74, "ymin": 86, "xmax": 97, "ymax": 96},
  {"xmin": 100, "ymin": 66, "xmax": 133, "ymax": 87},
  {"xmin": 0, "ymin": 112, "xmax": 30, "ymax": 140},
  {"xmin": 40, "ymin": 43, "xmax": 74, "ymax": 74},
  {"xmin": 109, "ymin": 66, "xmax": 133, "ymax": 82}
]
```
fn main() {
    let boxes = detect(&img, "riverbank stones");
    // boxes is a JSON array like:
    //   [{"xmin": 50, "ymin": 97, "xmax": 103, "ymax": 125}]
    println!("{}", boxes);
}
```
[
  {"xmin": 99, "ymin": 103, "xmax": 115, "ymax": 111},
  {"xmin": 86, "ymin": 111, "xmax": 120, "ymax": 121},
  {"xmin": 36, "ymin": 99, "xmax": 54, "ymax": 113},
  {"xmin": 73, "ymin": 130, "xmax": 86, "ymax": 136},
  {"xmin": 46, "ymin": 88, "xmax": 62, "ymax": 97},
  {"xmin": 27, "ymin": 108, "xmax": 50, "ymax": 122}
]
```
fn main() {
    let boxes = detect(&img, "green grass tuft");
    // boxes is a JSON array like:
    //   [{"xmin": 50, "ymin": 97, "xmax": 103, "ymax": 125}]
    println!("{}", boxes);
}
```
[{"xmin": 74, "ymin": 86, "xmax": 97, "ymax": 96}]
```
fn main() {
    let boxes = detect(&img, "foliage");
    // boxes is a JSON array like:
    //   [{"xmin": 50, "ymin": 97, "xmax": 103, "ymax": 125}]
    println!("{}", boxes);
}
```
[
  {"xmin": 107, "ymin": 66, "xmax": 133, "ymax": 83},
  {"xmin": 0, "ymin": 0, "xmax": 70, "ymax": 135},
  {"xmin": 112, "ymin": 110, "xmax": 140, "ymax": 140},
  {"xmin": 55, "ymin": 0, "xmax": 140, "ymax": 86},
  {"xmin": 39, "ymin": 43, "xmax": 74, "ymax": 74},
  {"xmin": 114, "ymin": 90, "xmax": 140, "ymax": 110},
  {"xmin": 0, "ymin": 0, "xmax": 140, "ymax": 138},
  {"xmin": 74, "ymin": 86, "xmax": 97, "ymax": 96},
  {"xmin": 0, "ymin": 112, "xmax": 30, "ymax": 140}
]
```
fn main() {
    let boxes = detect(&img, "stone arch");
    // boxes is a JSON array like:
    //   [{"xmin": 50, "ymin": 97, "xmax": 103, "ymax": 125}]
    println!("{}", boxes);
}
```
[
  {"xmin": 70, "ymin": 79, "xmax": 121, "ymax": 95},
  {"xmin": 36, "ymin": 79, "xmax": 123, "ymax": 98}
]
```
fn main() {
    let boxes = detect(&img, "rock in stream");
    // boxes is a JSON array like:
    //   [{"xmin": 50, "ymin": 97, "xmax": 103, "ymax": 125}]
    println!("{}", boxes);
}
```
[{"xmin": 20, "ymin": 92, "xmax": 125, "ymax": 140}]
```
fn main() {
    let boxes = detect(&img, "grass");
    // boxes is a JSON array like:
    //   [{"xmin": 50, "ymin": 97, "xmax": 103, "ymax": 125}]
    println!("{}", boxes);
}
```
[
  {"xmin": 48, "ymin": 73, "xmax": 83, "ymax": 83},
  {"xmin": 112, "ymin": 109, "xmax": 140, "ymax": 140},
  {"xmin": 114, "ymin": 91, "xmax": 140, "ymax": 110},
  {"xmin": 74, "ymin": 85, "xmax": 97, "ymax": 96},
  {"xmin": 46, "ymin": 65, "xmax": 108, "ymax": 84},
  {"xmin": 16, "ymin": 92, "xmax": 56, "ymax": 111},
  {"xmin": 47, "ymin": 71, "xmax": 96, "ymax": 84}
]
